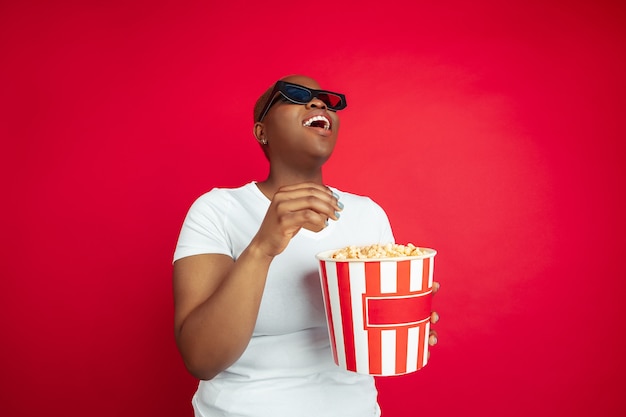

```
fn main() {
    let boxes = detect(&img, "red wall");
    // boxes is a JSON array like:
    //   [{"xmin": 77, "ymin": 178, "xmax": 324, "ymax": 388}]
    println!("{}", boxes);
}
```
[{"xmin": 2, "ymin": 1, "xmax": 625, "ymax": 416}]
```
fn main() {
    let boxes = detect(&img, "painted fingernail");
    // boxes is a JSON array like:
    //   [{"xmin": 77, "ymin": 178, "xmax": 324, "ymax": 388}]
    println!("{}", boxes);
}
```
[
  {"xmin": 334, "ymin": 211, "xmax": 341, "ymax": 219},
  {"xmin": 332, "ymin": 192, "xmax": 339, "ymax": 199},
  {"xmin": 337, "ymin": 200, "xmax": 344, "ymax": 210}
]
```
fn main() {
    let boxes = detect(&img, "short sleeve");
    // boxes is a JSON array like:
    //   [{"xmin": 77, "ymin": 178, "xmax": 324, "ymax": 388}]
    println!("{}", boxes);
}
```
[
  {"xmin": 173, "ymin": 189, "xmax": 233, "ymax": 262},
  {"xmin": 369, "ymin": 198, "xmax": 395, "ymax": 244}
]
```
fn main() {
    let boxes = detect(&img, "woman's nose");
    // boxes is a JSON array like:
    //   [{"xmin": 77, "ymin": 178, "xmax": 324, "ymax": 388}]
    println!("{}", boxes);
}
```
[{"xmin": 306, "ymin": 97, "xmax": 327, "ymax": 110}]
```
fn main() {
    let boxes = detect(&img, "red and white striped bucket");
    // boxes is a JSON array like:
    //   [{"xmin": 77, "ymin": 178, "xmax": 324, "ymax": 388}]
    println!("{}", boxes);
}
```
[{"xmin": 316, "ymin": 248, "xmax": 436, "ymax": 376}]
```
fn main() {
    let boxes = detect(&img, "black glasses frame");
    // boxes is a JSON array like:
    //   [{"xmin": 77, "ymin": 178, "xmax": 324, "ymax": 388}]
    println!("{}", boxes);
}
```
[{"xmin": 257, "ymin": 81, "xmax": 347, "ymax": 122}]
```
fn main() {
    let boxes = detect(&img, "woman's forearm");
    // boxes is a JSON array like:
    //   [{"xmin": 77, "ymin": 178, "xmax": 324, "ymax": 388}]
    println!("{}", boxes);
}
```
[{"xmin": 174, "ymin": 243, "xmax": 274, "ymax": 380}]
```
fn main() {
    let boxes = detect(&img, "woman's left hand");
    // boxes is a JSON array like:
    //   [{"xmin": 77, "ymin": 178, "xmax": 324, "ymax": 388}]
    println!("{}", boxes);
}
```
[{"xmin": 428, "ymin": 281, "xmax": 440, "ymax": 347}]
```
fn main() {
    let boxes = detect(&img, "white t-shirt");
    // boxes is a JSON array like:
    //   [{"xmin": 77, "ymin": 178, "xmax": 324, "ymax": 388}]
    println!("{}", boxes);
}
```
[{"xmin": 174, "ymin": 182, "xmax": 395, "ymax": 417}]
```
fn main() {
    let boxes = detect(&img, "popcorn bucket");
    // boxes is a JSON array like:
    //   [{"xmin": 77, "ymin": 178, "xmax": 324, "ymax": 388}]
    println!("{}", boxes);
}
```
[{"xmin": 316, "ymin": 248, "xmax": 436, "ymax": 376}]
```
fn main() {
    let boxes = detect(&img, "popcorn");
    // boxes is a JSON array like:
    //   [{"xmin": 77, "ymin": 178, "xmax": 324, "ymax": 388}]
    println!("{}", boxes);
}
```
[{"xmin": 330, "ymin": 243, "xmax": 426, "ymax": 259}]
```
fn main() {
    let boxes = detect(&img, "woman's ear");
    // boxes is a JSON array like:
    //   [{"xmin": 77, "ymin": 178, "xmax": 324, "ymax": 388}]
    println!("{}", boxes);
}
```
[{"xmin": 253, "ymin": 122, "xmax": 267, "ymax": 145}]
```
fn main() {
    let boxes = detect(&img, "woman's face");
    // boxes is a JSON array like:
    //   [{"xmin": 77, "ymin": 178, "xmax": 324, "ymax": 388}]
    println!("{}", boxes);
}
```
[{"xmin": 260, "ymin": 75, "xmax": 341, "ymax": 168}]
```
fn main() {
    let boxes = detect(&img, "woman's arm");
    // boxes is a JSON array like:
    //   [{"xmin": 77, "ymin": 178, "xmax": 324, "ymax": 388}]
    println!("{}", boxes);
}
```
[
  {"xmin": 173, "ymin": 245, "xmax": 272, "ymax": 380},
  {"xmin": 173, "ymin": 183, "xmax": 342, "ymax": 380}
]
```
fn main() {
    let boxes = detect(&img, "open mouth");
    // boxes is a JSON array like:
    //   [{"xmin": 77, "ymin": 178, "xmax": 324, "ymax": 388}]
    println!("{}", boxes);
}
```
[{"xmin": 303, "ymin": 115, "xmax": 331, "ymax": 131}]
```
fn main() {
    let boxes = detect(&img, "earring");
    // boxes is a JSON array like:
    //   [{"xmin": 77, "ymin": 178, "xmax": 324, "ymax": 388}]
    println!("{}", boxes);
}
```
[{"xmin": 261, "ymin": 138, "xmax": 267, "ymax": 145}]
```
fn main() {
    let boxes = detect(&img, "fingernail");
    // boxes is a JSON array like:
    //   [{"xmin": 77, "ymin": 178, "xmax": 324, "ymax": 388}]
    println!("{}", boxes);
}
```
[
  {"xmin": 325, "ymin": 219, "xmax": 329, "ymax": 227},
  {"xmin": 337, "ymin": 200, "xmax": 344, "ymax": 210},
  {"xmin": 334, "ymin": 211, "xmax": 341, "ymax": 219},
  {"xmin": 332, "ymin": 192, "xmax": 339, "ymax": 199}
]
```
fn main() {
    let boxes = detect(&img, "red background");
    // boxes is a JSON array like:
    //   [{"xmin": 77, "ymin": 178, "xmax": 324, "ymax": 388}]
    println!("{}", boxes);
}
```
[{"xmin": 2, "ymin": 1, "xmax": 625, "ymax": 416}]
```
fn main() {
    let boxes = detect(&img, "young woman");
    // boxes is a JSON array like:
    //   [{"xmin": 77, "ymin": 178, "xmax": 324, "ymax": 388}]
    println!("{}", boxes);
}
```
[{"xmin": 173, "ymin": 75, "xmax": 439, "ymax": 416}]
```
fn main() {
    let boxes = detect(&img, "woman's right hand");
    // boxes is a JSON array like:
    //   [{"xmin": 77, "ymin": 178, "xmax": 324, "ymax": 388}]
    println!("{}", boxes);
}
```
[
  {"xmin": 252, "ymin": 182, "xmax": 343, "ymax": 258},
  {"xmin": 174, "ymin": 182, "xmax": 343, "ymax": 380}
]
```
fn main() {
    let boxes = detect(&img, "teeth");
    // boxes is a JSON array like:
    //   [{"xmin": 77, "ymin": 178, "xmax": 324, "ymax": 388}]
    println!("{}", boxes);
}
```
[{"xmin": 303, "ymin": 115, "xmax": 331, "ymax": 130}]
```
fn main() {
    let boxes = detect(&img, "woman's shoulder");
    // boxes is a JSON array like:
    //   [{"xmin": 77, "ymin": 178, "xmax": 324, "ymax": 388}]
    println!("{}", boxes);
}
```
[
  {"xmin": 193, "ymin": 182, "xmax": 257, "ymax": 203},
  {"xmin": 330, "ymin": 187, "xmax": 380, "ymax": 206},
  {"xmin": 185, "ymin": 182, "xmax": 260, "ymax": 216},
  {"xmin": 330, "ymin": 187, "xmax": 390, "ymax": 221}
]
